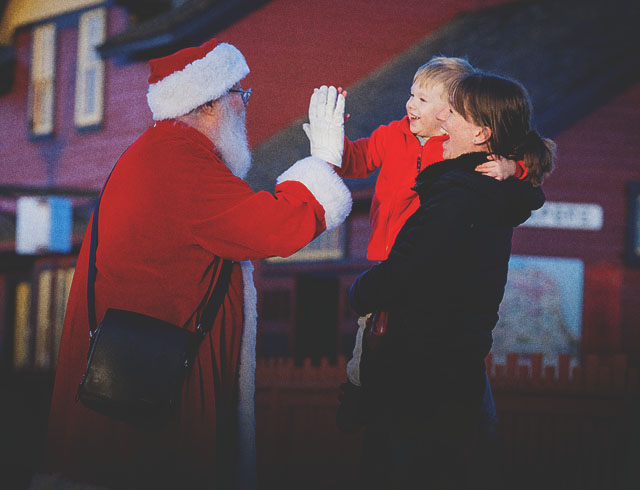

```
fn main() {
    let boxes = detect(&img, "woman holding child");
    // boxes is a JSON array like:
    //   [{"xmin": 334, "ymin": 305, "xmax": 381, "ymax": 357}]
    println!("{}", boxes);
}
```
[
  {"xmin": 329, "ymin": 58, "xmax": 520, "ymax": 447},
  {"xmin": 346, "ymin": 72, "xmax": 554, "ymax": 488}
]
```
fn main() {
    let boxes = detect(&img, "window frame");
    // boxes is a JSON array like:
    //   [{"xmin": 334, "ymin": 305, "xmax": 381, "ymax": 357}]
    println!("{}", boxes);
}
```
[
  {"xmin": 74, "ymin": 7, "xmax": 107, "ymax": 129},
  {"xmin": 28, "ymin": 22, "xmax": 56, "ymax": 137},
  {"xmin": 626, "ymin": 183, "xmax": 640, "ymax": 267}
]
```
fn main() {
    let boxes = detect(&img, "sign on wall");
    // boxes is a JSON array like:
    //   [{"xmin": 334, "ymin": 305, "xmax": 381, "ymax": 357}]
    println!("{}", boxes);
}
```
[
  {"xmin": 491, "ymin": 255, "xmax": 583, "ymax": 363},
  {"xmin": 522, "ymin": 201, "xmax": 603, "ymax": 230},
  {"xmin": 16, "ymin": 196, "xmax": 72, "ymax": 254}
]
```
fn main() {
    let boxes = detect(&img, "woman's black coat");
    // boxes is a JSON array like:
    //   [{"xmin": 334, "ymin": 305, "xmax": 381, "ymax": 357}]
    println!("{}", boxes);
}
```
[{"xmin": 348, "ymin": 152, "xmax": 545, "ymax": 430}]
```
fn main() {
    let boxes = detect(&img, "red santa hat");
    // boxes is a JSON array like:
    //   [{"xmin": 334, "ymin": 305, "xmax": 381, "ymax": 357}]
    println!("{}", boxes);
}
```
[{"xmin": 146, "ymin": 38, "xmax": 249, "ymax": 121}]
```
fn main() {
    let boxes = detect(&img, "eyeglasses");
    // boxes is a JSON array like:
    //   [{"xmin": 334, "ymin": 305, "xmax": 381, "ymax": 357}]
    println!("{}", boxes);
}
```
[{"xmin": 229, "ymin": 88, "xmax": 252, "ymax": 106}]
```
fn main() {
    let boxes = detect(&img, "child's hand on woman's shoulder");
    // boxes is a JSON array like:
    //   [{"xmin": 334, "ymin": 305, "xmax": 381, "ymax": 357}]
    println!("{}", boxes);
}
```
[{"xmin": 475, "ymin": 155, "xmax": 519, "ymax": 181}]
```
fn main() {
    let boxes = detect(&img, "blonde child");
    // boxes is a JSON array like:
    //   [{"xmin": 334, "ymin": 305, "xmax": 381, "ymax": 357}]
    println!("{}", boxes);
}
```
[
  {"xmin": 303, "ymin": 58, "xmax": 526, "ymax": 439},
  {"xmin": 335, "ymin": 57, "xmax": 525, "ymax": 261}
]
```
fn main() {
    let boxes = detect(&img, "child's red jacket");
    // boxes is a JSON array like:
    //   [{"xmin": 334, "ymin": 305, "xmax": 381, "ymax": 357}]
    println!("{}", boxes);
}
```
[
  {"xmin": 337, "ymin": 116, "xmax": 448, "ymax": 261},
  {"xmin": 338, "ymin": 116, "xmax": 526, "ymax": 261}
]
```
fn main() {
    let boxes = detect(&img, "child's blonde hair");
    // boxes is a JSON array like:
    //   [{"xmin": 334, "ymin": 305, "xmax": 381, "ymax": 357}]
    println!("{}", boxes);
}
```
[{"xmin": 413, "ymin": 56, "xmax": 475, "ymax": 94}]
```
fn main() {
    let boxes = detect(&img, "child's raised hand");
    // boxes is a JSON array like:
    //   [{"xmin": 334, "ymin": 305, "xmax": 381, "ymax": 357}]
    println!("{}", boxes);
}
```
[
  {"xmin": 475, "ymin": 154, "xmax": 517, "ymax": 180},
  {"xmin": 337, "ymin": 87, "xmax": 350, "ymax": 123}
]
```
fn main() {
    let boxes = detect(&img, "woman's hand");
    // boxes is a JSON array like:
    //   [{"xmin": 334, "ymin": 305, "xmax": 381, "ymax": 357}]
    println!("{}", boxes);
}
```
[{"xmin": 475, "ymin": 155, "xmax": 517, "ymax": 180}]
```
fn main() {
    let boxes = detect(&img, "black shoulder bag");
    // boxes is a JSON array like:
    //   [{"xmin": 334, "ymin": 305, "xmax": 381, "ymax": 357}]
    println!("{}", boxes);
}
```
[{"xmin": 77, "ymin": 169, "xmax": 232, "ymax": 427}]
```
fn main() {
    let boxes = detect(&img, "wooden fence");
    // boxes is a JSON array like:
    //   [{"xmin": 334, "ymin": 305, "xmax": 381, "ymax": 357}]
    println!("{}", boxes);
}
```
[
  {"xmin": 1, "ymin": 257, "xmax": 639, "ymax": 488},
  {"xmin": 255, "ymin": 354, "xmax": 639, "ymax": 490}
]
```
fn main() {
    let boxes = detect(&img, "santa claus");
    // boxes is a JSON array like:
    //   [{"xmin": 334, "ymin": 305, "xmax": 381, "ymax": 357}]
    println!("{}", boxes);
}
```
[{"xmin": 34, "ymin": 38, "xmax": 350, "ymax": 490}]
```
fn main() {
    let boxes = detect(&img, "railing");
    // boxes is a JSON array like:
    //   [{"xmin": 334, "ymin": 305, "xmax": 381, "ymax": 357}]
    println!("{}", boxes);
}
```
[
  {"xmin": 255, "ymin": 354, "xmax": 639, "ymax": 490},
  {"xmin": 1, "ymin": 258, "xmax": 638, "ymax": 489},
  {"xmin": 488, "ymin": 353, "xmax": 637, "ymax": 490},
  {"xmin": 488, "ymin": 352, "xmax": 638, "ymax": 395},
  {"xmin": 256, "ymin": 353, "xmax": 640, "ymax": 394}
]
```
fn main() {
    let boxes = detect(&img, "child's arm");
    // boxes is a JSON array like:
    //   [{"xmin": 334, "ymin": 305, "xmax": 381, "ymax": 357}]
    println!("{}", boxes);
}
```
[
  {"xmin": 304, "ymin": 85, "xmax": 385, "ymax": 178},
  {"xmin": 475, "ymin": 155, "xmax": 528, "ymax": 181},
  {"xmin": 338, "ymin": 135, "xmax": 384, "ymax": 178}
]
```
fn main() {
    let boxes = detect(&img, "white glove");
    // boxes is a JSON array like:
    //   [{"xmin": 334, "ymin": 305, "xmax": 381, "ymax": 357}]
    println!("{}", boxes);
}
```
[{"xmin": 302, "ymin": 85, "xmax": 345, "ymax": 167}]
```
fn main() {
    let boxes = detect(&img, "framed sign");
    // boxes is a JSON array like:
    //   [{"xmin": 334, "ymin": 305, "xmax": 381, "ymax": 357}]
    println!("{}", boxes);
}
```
[
  {"xmin": 522, "ymin": 201, "xmax": 603, "ymax": 230},
  {"xmin": 492, "ymin": 255, "xmax": 583, "ymax": 363},
  {"xmin": 627, "ymin": 183, "xmax": 640, "ymax": 266}
]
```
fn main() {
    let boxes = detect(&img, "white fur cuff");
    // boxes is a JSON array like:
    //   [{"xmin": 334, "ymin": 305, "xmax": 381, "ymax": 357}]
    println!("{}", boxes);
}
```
[
  {"xmin": 236, "ymin": 260, "xmax": 257, "ymax": 489},
  {"xmin": 276, "ymin": 156, "xmax": 352, "ymax": 230}
]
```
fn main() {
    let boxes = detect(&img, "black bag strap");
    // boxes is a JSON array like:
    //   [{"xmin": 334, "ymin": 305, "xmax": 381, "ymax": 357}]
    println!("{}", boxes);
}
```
[{"xmin": 87, "ymin": 164, "xmax": 232, "ymax": 338}]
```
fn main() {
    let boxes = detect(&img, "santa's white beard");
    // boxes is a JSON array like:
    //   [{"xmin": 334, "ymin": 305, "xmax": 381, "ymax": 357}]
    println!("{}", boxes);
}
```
[{"xmin": 211, "ymin": 97, "xmax": 252, "ymax": 179}]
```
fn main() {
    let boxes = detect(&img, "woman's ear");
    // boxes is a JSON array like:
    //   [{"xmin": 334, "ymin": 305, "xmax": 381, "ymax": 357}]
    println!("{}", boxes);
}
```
[{"xmin": 472, "ymin": 126, "xmax": 492, "ymax": 145}]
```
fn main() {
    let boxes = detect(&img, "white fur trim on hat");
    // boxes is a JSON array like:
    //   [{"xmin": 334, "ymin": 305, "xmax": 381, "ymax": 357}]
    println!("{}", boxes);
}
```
[
  {"xmin": 147, "ymin": 43, "xmax": 249, "ymax": 121},
  {"xmin": 276, "ymin": 156, "xmax": 352, "ymax": 230}
]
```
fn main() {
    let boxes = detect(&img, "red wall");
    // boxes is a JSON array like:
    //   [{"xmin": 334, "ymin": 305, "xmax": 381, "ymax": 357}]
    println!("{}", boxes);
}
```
[
  {"xmin": 0, "ymin": 10, "xmax": 150, "ymax": 190},
  {"xmin": 0, "ymin": 0, "xmax": 515, "ymax": 190},
  {"xmin": 511, "ymin": 84, "xmax": 640, "ymax": 361},
  {"xmin": 220, "ymin": 0, "xmax": 514, "ymax": 145},
  {"xmin": 2, "ymin": 0, "xmax": 637, "ymax": 361}
]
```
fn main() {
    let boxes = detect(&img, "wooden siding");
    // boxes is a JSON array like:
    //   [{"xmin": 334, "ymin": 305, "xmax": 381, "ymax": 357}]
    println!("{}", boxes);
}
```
[
  {"xmin": 0, "ymin": 8, "xmax": 150, "ymax": 190},
  {"xmin": 2, "ymin": 0, "xmax": 638, "ymax": 363},
  {"xmin": 511, "ymin": 84, "xmax": 640, "ymax": 363},
  {"xmin": 0, "ymin": 1, "xmax": 638, "ymax": 487},
  {"xmin": 1, "ymin": 0, "xmax": 517, "ymax": 191},
  {"xmin": 512, "ymin": 84, "xmax": 640, "ymax": 263}
]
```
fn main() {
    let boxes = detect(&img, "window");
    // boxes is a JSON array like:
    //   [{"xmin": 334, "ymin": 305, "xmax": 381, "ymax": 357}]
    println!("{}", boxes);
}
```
[
  {"xmin": 28, "ymin": 23, "xmax": 56, "ymax": 136},
  {"xmin": 261, "ymin": 290, "xmax": 291, "ymax": 322},
  {"xmin": 53, "ymin": 267, "xmax": 74, "ymax": 365},
  {"xmin": 34, "ymin": 269, "xmax": 53, "ymax": 369},
  {"xmin": 627, "ymin": 183, "xmax": 640, "ymax": 266},
  {"xmin": 294, "ymin": 275, "xmax": 338, "ymax": 364},
  {"xmin": 13, "ymin": 282, "xmax": 32, "ymax": 370},
  {"xmin": 75, "ymin": 8, "xmax": 106, "ymax": 128},
  {"xmin": 12, "ymin": 262, "xmax": 75, "ymax": 371}
]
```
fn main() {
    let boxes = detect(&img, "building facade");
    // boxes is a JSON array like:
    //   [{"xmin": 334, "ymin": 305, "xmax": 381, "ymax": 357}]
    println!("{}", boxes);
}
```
[{"xmin": 0, "ymin": 0, "xmax": 639, "ymax": 375}]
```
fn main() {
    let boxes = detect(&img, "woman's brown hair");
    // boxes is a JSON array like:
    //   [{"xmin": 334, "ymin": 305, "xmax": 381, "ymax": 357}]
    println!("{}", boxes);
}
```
[{"xmin": 450, "ymin": 73, "xmax": 555, "ymax": 186}]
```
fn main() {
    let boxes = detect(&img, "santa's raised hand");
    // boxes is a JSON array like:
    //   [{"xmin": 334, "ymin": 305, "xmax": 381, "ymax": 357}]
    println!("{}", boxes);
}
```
[{"xmin": 303, "ymin": 85, "xmax": 345, "ymax": 167}]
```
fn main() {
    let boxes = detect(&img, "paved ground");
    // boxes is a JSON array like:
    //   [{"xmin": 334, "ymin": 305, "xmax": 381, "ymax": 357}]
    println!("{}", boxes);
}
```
[{"xmin": 0, "ymin": 373, "xmax": 53, "ymax": 490}]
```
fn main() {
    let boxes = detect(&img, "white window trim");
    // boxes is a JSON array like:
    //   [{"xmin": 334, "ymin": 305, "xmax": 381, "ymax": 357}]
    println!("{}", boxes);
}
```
[
  {"xmin": 29, "ymin": 22, "xmax": 56, "ymax": 136},
  {"xmin": 74, "ymin": 8, "xmax": 106, "ymax": 128}
]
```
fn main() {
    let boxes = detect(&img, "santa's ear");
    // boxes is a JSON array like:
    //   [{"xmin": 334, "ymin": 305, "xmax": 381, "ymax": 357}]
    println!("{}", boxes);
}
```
[
  {"xmin": 472, "ymin": 126, "xmax": 491, "ymax": 145},
  {"xmin": 200, "ymin": 100, "xmax": 218, "ymax": 116}
]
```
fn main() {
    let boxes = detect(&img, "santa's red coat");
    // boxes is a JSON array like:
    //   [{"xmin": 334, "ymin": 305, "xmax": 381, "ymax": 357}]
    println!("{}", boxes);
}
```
[{"xmin": 42, "ymin": 120, "xmax": 351, "ymax": 489}]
